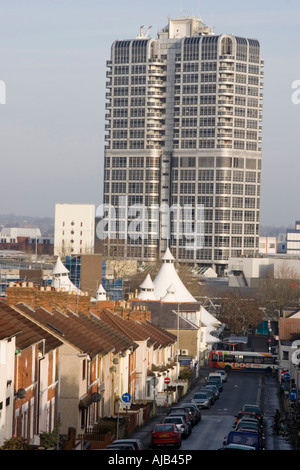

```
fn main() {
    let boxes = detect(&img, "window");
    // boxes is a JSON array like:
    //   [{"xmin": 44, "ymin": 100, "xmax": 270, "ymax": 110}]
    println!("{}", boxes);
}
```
[
  {"xmin": 221, "ymin": 37, "xmax": 233, "ymax": 55},
  {"xmin": 283, "ymin": 350, "xmax": 289, "ymax": 361},
  {"xmin": 82, "ymin": 359, "xmax": 87, "ymax": 380}
]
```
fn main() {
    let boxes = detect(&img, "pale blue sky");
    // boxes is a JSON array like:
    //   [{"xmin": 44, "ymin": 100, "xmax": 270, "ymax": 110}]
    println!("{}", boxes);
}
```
[{"xmin": 0, "ymin": 0, "xmax": 299, "ymax": 227}]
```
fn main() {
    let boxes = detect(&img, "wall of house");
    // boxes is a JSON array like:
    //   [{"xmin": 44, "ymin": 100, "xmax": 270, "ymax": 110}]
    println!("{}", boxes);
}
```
[
  {"xmin": 0, "ymin": 337, "xmax": 15, "ymax": 446},
  {"xmin": 59, "ymin": 343, "xmax": 82, "ymax": 435},
  {"xmin": 14, "ymin": 345, "xmax": 38, "ymax": 442},
  {"xmin": 168, "ymin": 328, "xmax": 198, "ymax": 358}
]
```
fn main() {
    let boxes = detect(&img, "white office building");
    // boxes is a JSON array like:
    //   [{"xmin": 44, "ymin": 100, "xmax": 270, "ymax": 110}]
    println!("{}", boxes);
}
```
[
  {"xmin": 101, "ymin": 17, "xmax": 264, "ymax": 274},
  {"xmin": 287, "ymin": 221, "xmax": 300, "ymax": 255},
  {"xmin": 54, "ymin": 203, "xmax": 95, "ymax": 257}
]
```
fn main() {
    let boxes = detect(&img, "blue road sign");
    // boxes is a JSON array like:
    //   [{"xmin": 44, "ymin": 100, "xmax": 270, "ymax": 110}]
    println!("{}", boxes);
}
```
[
  {"xmin": 283, "ymin": 372, "xmax": 291, "ymax": 381},
  {"xmin": 122, "ymin": 393, "xmax": 131, "ymax": 403},
  {"xmin": 289, "ymin": 389, "xmax": 298, "ymax": 401}
]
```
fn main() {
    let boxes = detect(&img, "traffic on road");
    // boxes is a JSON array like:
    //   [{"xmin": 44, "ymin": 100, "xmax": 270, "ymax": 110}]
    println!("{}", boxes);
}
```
[{"xmin": 111, "ymin": 368, "xmax": 291, "ymax": 451}]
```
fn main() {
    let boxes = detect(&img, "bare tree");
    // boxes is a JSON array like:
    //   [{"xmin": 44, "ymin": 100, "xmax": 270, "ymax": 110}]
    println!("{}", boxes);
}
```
[
  {"xmin": 259, "ymin": 263, "xmax": 300, "ymax": 319},
  {"xmin": 218, "ymin": 290, "xmax": 263, "ymax": 335}
]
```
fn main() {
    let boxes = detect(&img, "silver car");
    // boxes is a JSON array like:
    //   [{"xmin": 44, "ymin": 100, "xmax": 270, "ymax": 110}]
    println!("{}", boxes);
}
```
[
  {"xmin": 192, "ymin": 391, "xmax": 212, "ymax": 409},
  {"xmin": 163, "ymin": 416, "xmax": 190, "ymax": 438}
]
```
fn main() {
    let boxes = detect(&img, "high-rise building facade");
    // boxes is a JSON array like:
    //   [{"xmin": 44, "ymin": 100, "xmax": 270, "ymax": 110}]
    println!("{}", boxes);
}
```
[{"xmin": 101, "ymin": 17, "xmax": 264, "ymax": 273}]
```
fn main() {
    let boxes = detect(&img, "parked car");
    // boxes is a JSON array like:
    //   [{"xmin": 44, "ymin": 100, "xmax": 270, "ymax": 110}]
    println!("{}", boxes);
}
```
[
  {"xmin": 218, "ymin": 370, "xmax": 228, "ymax": 382},
  {"xmin": 235, "ymin": 419, "xmax": 261, "ymax": 433},
  {"xmin": 206, "ymin": 378, "xmax": 223, "ymax": 392},
  {"xmin": 200, "ymin": 387, "xmax": 216, "ymax": 404},
  {"xmin": 111, "ymin": 438, "xmax": 146, "ymax": 450},
  {"xmin": 168, "ymin": 412, "xmax": 192, "ymax": 432},
  {"xmin": 168, "ymin": 407, "xmax": 194, "ymax": 427},
  {"xmin": 192, "ymin": 391, "xmax": 213, "ymax": 409},
  {"xmin": 180, "ymin": 403, "xmax": 202, "ymax": 424},
  {"xmin": 221, "ymin": 443, "xmax": 256, "ymax": 450},
  {"xmin": 209, "ymin": 371, "xmax": 227, "ymax": 383},
  {"xmin": 234, "ymin": 411, "xmax": 258, "ymax": 428},
  {"xmin": 235, "ymin": 419, "xmax": 265, "ymax": 441},
  {"xmin": 223, "ymin": 430, "xmax": 263, "ymax": 451},
  {"xmin": 163, "ymin": 416, "xmax": 190, "ymax": 438},
  {"xmin": 106, "ymin": 443, "xmax": 136, "ymax": 450},
  {"xmin": 242, "ymin": 404, "xmax": 264, "ymax": 424},
  {"xmin": 151, "ymin": 423, "xmax": 181, "ymax": 449},
  {"xmin": 203, "ymin": 384, "xmax": 220, "ymax": 400}
]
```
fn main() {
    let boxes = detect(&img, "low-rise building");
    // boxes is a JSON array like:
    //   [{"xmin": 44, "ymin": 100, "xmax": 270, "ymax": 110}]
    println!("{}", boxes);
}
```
[
  {"xmin": 278, "ymin": 314, "xmax": 300, "ymax": 391},
  {"xmin": 12, "ymin": 302, "xmax": 137, "ymax": 436},
  {"xmin": 0, "ymin": 302, "xmax": 62, "ymax": 447},
  {"xmin": 287, "ymin": 221, "xmax": 300, "ymax": 255},
  {"xmin": 227, "ymin": 256, "xmax": 300, "ymax": 288}
]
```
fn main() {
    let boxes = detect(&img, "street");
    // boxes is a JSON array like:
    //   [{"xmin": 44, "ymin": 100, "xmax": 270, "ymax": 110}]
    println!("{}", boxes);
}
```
[
  {"xmin": 129, "ymin": 368, "xmax": 293, "ymax": 451},
  {"xmin": 181, "ymin": 372, "xmax": 263, "ymax": 450}
]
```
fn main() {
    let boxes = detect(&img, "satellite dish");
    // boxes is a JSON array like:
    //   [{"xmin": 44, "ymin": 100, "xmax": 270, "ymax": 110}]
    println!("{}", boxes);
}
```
[
  {"xmin": 91, "ymin": 392, "xmax": 102, "ymax": 403},
  {"xmin": 113, "ymin": 358, "xmax": 119, "ymax": 364},
  {"xmin": 15, "ymin": 388, "xmax": 26, "ymax": 399}
]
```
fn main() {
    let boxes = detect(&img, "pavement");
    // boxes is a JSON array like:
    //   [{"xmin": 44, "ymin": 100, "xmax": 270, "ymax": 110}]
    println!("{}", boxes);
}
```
[
  {"xmin": 261, "ymin": 374, "xmax": 293, "ymax": 450},
  {"xmin": 128, "ymin": 335, "xmax": 294, "ymax": 451}
]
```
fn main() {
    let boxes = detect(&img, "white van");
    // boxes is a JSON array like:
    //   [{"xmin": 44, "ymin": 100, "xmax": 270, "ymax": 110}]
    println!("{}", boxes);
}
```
[{"xmin": 209, "ymin": 370, "xmax": 227, "ymax": 383}]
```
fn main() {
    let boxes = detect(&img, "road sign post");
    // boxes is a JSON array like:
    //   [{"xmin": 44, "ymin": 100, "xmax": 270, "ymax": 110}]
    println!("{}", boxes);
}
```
[
  {"xmin": 122, "ymin": 392, "xmax": 131, "ymax": 403},
  {"xmin": 283, "ymin": 372, "xmax": 291, "ymax": 381}
]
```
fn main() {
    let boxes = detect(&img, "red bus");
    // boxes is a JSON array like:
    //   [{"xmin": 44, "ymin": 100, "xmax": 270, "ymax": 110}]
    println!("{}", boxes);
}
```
[{"xmin": 209, "ymin": 350, "xmax": 277, "ymax": 373}]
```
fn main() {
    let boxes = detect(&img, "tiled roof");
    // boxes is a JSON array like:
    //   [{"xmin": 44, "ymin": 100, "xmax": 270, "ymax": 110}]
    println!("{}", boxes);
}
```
[
  {"xmin": 137, "ymin": 320, "xmax": 177, "ymax": 349},
  {"xmin": 13, "ymin": 303, "xmax": 137, "ymax": 357},
  {"xmin": 0, "ymin": 301, "xmax": 62, "ymax": 353},
  {"xmin": 98, "ymin": 309, "xmax": 148, "ymax": 342},
  {"xmin": 99, "ymin": 308, "xmax": 177, "ymax": 349}
]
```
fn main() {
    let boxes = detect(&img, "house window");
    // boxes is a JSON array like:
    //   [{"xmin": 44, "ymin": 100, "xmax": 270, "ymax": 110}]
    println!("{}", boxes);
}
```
[
  {"xmin": 283, "ymin": 350, "xmax": 289, "ymax": 361},
  {"xmin": 82, "ymin": 359, "xmax": 86, "ymax": 380}
]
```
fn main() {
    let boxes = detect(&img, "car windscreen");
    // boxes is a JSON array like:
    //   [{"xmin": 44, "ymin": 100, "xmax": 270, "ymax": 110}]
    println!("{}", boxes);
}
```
[
  {"xmin": 227, "ymin": 432, "xmax": 259, "ymax": 449},
  {"xmin": 165, "ymin": 418, "xmax": 182, "ymax": 423},
  {"xmin": 193, "ymin": 393, "xmax": 208, "ymax": 399},
  {"xmin": 155, "ymin": 425, "xmax": 175, "ymax": 432}
]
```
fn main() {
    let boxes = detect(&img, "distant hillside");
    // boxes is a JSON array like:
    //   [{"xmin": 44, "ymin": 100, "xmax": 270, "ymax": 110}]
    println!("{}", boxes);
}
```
[
  {"xmin": 0, "ymin": 214, "xmax": 54, "ymax": 237},
  {"xmin": 260, "ymin": 225, "xmax": 290, "ymax": 237},
  {"xmin": 0, "ymin": 215, "xmax": 291, "ymax": 240}
]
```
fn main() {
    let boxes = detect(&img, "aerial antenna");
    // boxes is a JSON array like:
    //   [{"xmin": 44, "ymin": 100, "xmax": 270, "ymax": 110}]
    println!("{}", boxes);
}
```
[{"xmin": 137, "ymin": 25, "xmax": 152, "ymax": 38}]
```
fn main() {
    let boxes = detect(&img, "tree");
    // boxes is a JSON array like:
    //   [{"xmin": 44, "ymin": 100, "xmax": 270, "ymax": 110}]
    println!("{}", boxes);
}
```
[
  {"xmin": 0, "ymin": 436, "xmax": 31, "ymax": 450},
  {"xmin": 39, "ymin": 421, "xmax": 61, "ymax": 449},
  {"xmin": 259, "ymin": 263, "xmax": 300, "ymax": 319},
  {"xmin": 218, "ymin": 290, "xmax": 263, "ymax": 334}
]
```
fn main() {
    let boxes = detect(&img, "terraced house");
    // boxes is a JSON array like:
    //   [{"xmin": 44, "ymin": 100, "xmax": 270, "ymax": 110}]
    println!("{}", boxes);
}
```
[{"xmin": 0, "ymin": 284, "xmax": 178, "ymax": 447}]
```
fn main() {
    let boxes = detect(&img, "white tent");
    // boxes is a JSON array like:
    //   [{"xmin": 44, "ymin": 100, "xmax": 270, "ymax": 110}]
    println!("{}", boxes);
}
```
[
  {"xmin": 96, "ymin": 284, "xmax": 107, "ymax": 301},
  {"xmin": 137, "ymin": 274, "xmax": 156, "ymax": 300},
  {"xmin": 161, "ymin": 283, "xmax": 178, "ymax": 303},
  {"xmin": 152, "ymin": 248, "xmax": 196, "ymax": 302},
  {"xmin": 51, "ymin": 257, "xmax": 82, "ymax": 294}
]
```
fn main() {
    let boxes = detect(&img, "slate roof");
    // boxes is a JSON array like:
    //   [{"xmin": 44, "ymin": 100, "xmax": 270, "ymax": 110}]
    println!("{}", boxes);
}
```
[{"xmin": 0, "ymin": 301, "xmax": 62, "ymax": 353}]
